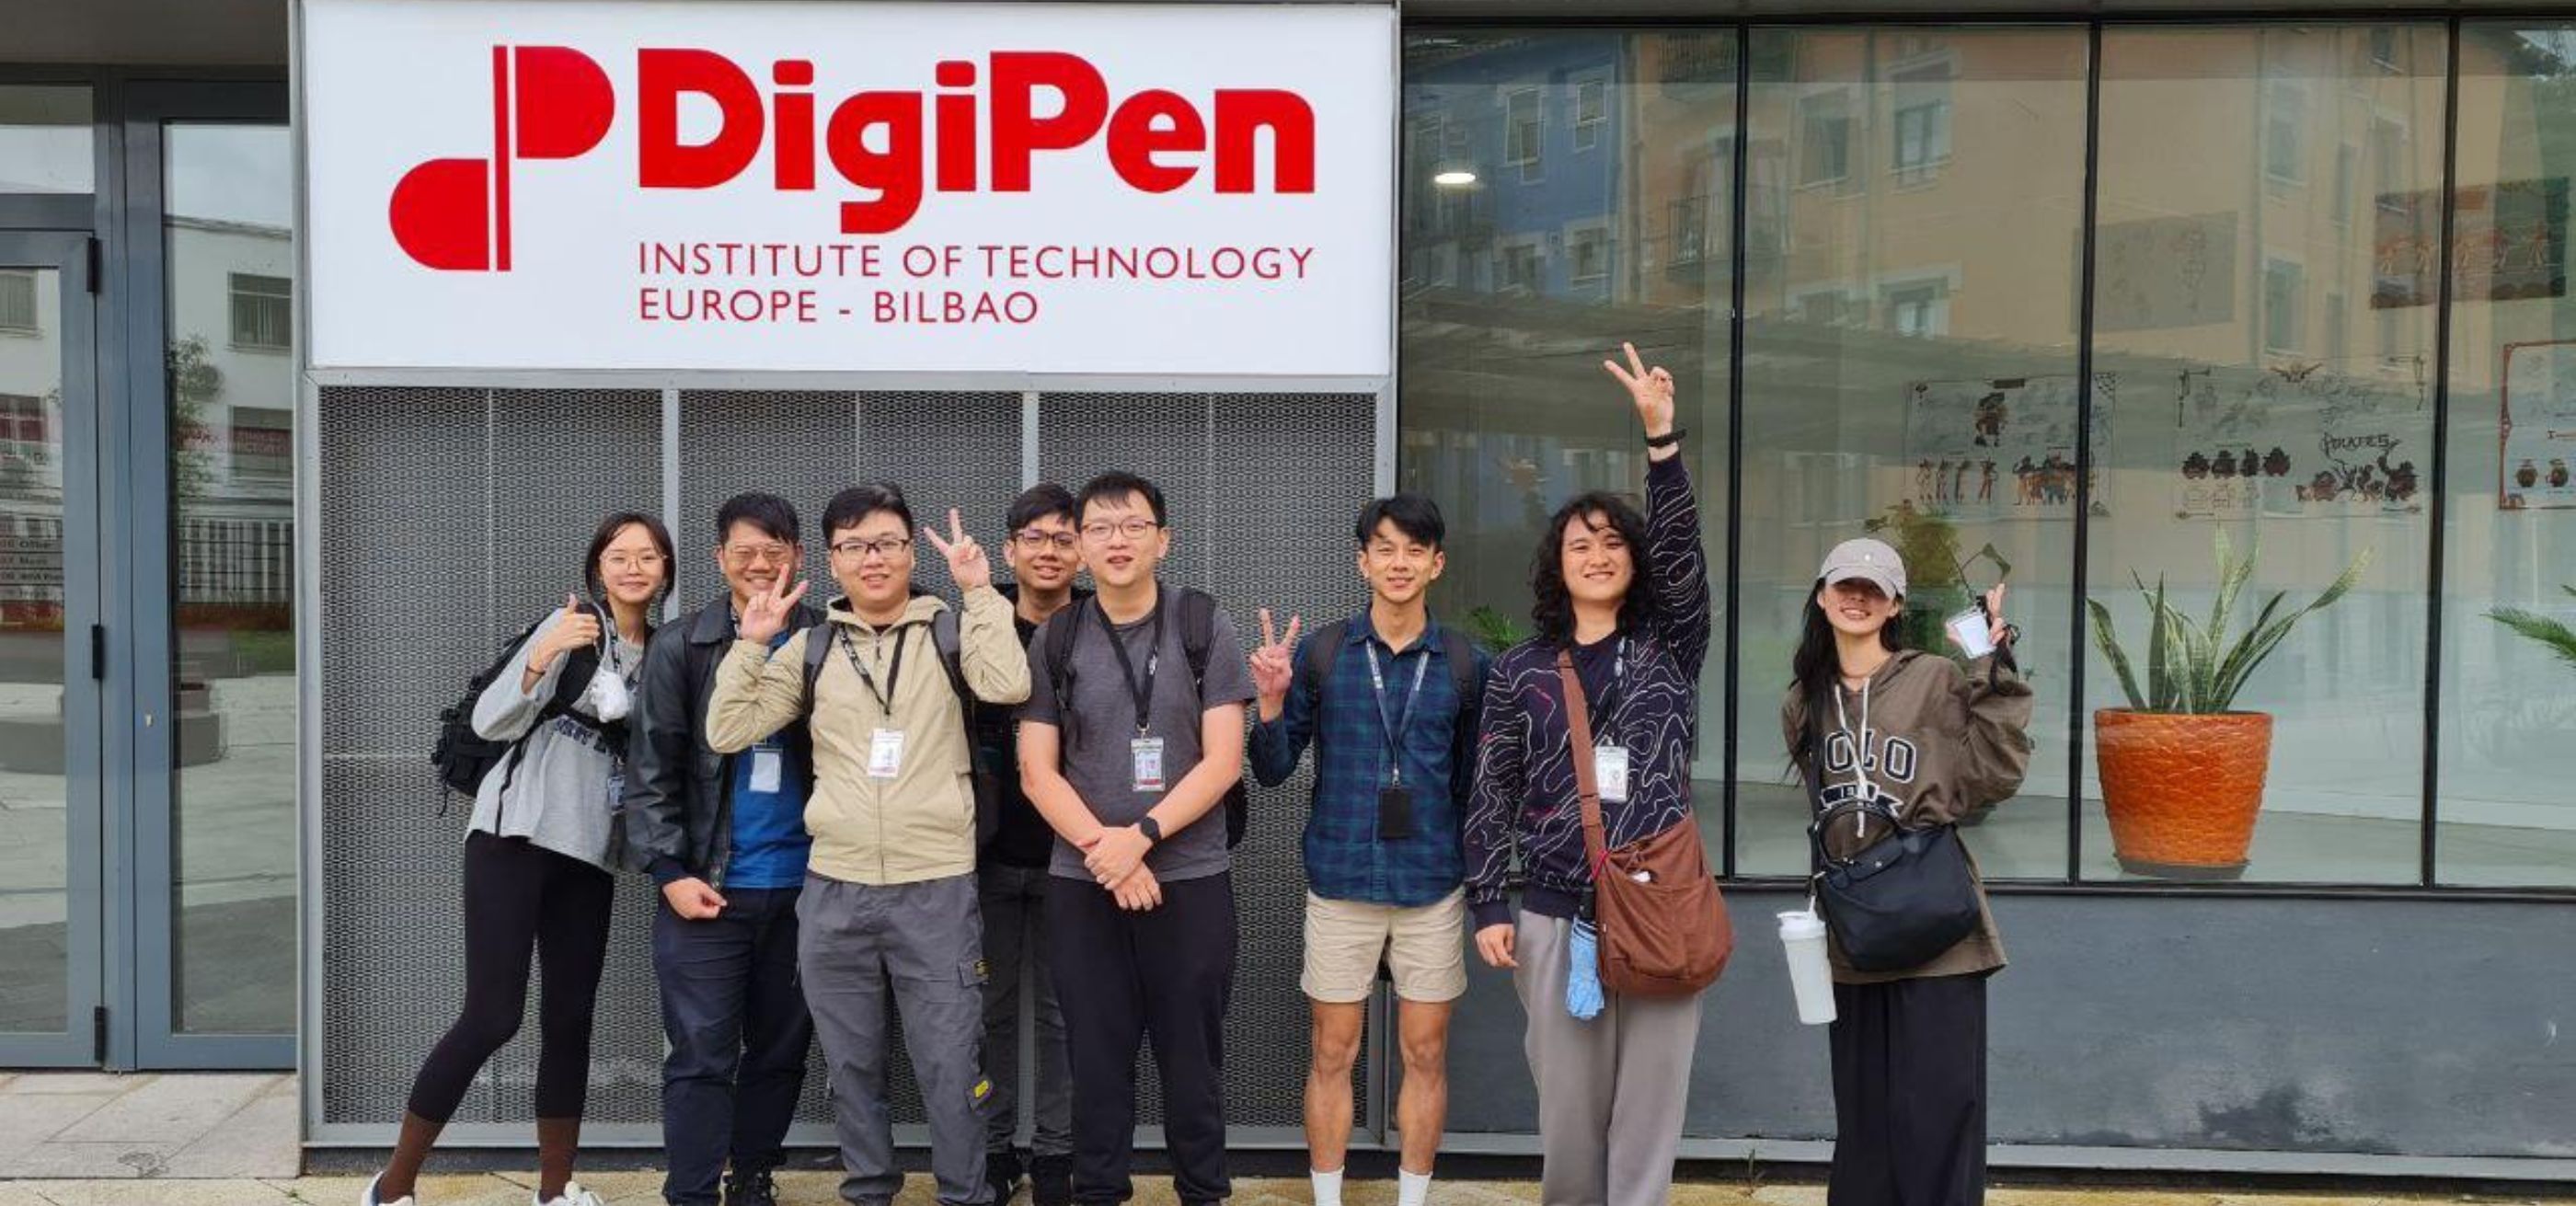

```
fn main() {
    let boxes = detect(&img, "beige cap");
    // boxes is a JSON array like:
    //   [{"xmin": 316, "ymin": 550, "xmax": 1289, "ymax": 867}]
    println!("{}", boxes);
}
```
[{"xmin": 1820, "ymin": 537, "xmax": 1906, "ymax": 598}]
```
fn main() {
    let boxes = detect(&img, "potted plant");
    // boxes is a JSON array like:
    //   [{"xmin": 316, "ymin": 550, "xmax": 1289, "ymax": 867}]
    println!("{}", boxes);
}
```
[
  {"xmin": 2490, "ymin": 586, "xmax": 2576, "ymax": 672},
  {"xmin": 2086, "ymin": 531, "xmax": 2370, "ymax": 879}
]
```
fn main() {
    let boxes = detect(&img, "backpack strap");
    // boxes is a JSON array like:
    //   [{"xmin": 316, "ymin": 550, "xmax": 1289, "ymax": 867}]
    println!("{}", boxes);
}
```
[
  {"xmin": 1177, "ymin": 587, "xmax": 1217, "ymax": 694},
  {"xmin": 930, "ymin": 607, "xmax": 969, "ymax": 702},
  {"xmin": 1043, "ymin": 597, "xmax": 1087, "ymax": 751},
  {"xmin": 799, "ymin": 616, "xmax": 835, "ymax": 706},
  {"xmin": 1299, "ymin": 619, "xmax": 1349, "ymax": 699}
]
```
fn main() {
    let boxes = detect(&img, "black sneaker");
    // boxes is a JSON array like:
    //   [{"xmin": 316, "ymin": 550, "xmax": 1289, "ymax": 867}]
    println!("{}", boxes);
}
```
[
  {"xmin": 1029, "ymin": 1154, "xmax": 1072, "ymax": 1206},
  {"xmin": 985, "ymin": 1148, "xmax": 1025, "ymax": 1204},
  {"xmin": 722, "ymin": 1168, "xmax": 779, "ymax": 1206}
]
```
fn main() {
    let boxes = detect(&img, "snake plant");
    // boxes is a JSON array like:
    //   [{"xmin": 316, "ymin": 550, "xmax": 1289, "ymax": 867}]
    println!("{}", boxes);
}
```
[{"xmin": 2087, "ymin": 530, "xmax": 2371, "ymax": 714}]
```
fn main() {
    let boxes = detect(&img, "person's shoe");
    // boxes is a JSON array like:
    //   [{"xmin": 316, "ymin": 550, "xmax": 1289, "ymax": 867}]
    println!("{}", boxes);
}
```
[
  {"xmin": 984, "ymin": 1148, "xmax": 1025, "ymax": 1204},
  {"xmin": 723, "ymin": 1168, "xmax": 780, "ymax": 1206},
  {"xmin": 360, "ymin": 1173, "xmax": 415, "ymax": 1206},
  {"xmin": 533, "ymin": 1183, "xmax": 605, "ymax": 1206},
  {"xmin": 1029, "ymin": 1154, "xmax": 1073, "ymax": 1206}
]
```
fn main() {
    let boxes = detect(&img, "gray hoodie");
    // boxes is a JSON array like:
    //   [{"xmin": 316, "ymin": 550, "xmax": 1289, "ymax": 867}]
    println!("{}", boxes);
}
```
[{"xmin": 467, "ymin": 608, "xmax": 645, "ymax": 870}]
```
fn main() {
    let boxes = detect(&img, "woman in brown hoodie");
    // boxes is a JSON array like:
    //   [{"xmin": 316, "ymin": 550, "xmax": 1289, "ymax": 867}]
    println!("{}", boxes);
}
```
[{"xmin": 1781, "ymin": 537, "xmax": 2032, "ymax": 1206}]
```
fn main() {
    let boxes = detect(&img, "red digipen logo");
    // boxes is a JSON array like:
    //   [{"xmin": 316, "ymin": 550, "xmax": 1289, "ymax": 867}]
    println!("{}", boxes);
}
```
[
  {"xmin": 391, "ymin": 45, "xmax": 1316, "ymax": 272},
  {"xmin": 389, "ymin": 46, "xmax": 613, "ymax": 271}
]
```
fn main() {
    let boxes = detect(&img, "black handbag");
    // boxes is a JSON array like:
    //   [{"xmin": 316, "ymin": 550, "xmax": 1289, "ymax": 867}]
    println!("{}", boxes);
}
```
[{"xmin": 1798, "ymin": 738, "xmax": 1984, "ymax": 973}]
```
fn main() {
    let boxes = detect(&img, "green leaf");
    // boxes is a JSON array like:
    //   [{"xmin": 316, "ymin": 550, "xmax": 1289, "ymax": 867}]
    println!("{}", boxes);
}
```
[
  {"xmin": 2145, "ymin": 575, "xmax": 2175, "ymax": 711},
  {"xmin": 2207, "ymin": 528, "xmax": 2254, "ymax": 649},
  {"xmin": 2088, "ymin": 598, "xmax": 2145, "ymax": 709},
  {"xmin": 2210, "ymin": 590, "xmax": 2290, "ymax": 709},
  {"xmin": 2490, "ymin": 606, "xmax": 2576, "ymax": 672}
]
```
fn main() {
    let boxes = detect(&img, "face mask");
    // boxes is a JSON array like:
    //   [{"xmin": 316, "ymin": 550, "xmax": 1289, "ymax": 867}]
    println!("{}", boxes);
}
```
[{"xmin": 586, "ymin": 660, "xmax": 632, "ymax": 722}]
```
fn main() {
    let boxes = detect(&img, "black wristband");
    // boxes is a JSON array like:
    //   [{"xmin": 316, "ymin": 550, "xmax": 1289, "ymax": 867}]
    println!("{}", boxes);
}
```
[
  {"xmin": 1644, "ymin": 428, "xmax": 1687, "ymax": 449},
  {"xmin": 1137, "ymin": 815, "xmax": 1163, "ymax": 845}
]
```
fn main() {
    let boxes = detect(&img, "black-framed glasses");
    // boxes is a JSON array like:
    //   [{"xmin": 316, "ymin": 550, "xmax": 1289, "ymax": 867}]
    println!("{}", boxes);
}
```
[
  {"xmin": 830, "ymin": 536, "xmax": 913, "ymax": 559},
  {"xmin": 1013, "ymin": 530, "xmax": 1079, "ymax": 552},
  {"xmin": 1080, "ymin": 518, "xmax": 1161, "ymax": 542}
]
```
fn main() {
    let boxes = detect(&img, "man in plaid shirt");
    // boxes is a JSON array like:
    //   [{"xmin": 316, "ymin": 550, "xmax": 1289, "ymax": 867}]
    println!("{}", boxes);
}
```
[{"xmin": 1248, "ymin": 494, "xmax": 1488, "ymax": 1206}]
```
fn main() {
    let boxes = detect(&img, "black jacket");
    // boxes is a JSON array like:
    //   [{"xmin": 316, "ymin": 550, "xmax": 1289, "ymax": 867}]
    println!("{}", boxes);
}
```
[
  {"xmin": 621, "ymin": 596, "xmax": 822, "ymax": 887},
  {"xmin": 979, "ymin": 583, "xmax": 1087, "ymax": 868}
]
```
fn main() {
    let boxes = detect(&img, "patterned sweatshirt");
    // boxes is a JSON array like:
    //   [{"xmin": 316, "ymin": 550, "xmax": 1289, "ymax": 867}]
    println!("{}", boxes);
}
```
[{"xmin": 1464, "ymin": 455, "xmax": 1711, "ymax": 930}]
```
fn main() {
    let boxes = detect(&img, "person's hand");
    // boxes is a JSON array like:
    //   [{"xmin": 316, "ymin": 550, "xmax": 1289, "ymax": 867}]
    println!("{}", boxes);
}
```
[
  {"xmin": 1080, "ymin": 824, "xmax": 1153, "ymax": 888},
  {"xmin": 738, "ymin": 573, "xmax": 809, "ymax": 645},
  {"xmin": 1110, "ymin": 864, "xmax": 1163, "ymax": 912},
  {"xmin": 1601, "ymin": 340, "xmax": 1676, "ymax": 440},
  {"xmin": 661, "ymin": 877, "xmax": 727, "ymax": 921},
  {"xmin": 923, "ymin": 509, "xmax": 994, "ymax": 593},
  {"xmin": 531, "ymin": 594, "xmax": 602, "ymax": 673},
  {"xmin": 1475, "ymin": 922, "xmax": 1518, "ymax": 970},
  {"xmin": 1249, "ymin": 608, "xmax": 1301, "ymax": 721}
]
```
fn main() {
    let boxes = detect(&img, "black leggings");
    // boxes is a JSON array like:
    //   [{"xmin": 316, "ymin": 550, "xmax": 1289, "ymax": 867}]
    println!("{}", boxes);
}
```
[{"xmin": 404, "ymin": 831, "xmax": 616, "ymax": 1123}]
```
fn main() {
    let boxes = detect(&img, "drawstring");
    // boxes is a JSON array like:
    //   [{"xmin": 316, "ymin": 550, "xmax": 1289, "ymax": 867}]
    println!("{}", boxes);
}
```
[{"xmin": 1832, "ymin": 673, "xmax": 1874, "ymax": 842}]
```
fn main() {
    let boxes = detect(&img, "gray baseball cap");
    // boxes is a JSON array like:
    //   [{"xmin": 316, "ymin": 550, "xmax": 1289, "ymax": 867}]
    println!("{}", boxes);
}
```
[{"xmin": 1820, "ymin": 537, "xmax": 1907, "ymax": 598}]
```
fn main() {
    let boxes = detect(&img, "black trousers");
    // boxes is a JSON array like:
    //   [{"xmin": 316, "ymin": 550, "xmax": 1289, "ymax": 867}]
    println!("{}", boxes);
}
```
[
  {"xmin": 1828, "ymin": 972, "xmax": 1989, "ymax": 1206},
  {"xmin": 1046, "ymin": 872, "xmax": 1236, "ymax": 1206},
  {"xmin": 405, "ymin": 831, "xmax": 615, "ymax": 1123},
  {"xmin": 653, "ymin": 885, "xmax": 813, "ymax": 1206}
]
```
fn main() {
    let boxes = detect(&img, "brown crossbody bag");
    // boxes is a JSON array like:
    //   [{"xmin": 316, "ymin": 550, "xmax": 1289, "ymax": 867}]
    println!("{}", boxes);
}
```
[{"xmin": 1557, "ymin": 650, "xmax": 1733, "ymax": 996}]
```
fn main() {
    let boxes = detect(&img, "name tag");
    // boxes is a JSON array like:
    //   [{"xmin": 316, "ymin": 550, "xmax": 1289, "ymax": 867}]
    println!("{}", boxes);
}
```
[
  {"xmin": 750, "ymin": 748, "xmax": 783, "ymax": 794},
  {"xmin": 1131, "ymin": 737, "xmax": 1166, "ymax": 793},
  {"xmin": 1595, "ymin": 744, "xmax": 1630, "ymax": 805},
  {"xmin": 868, "ymin": 729, "xmax": 906, "ymax": 779}
]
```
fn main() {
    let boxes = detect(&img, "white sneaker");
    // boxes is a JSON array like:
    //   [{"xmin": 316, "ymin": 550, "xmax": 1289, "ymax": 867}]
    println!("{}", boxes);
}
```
[
  {"xmin": 534, "ymin": 1182, "xmax": 604, "ymax": 1206},
  {"xmin": 360, "ymin": 1173, "xmax": 415, "ymax": 1206}
]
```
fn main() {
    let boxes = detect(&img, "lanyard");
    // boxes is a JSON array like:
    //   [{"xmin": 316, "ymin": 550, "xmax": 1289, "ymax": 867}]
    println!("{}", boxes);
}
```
[
  {"xmin": 1094, "ymin": 598, "xmax": 1165, "ymax": 737},
  {"xmin": 1363, "ymin": 639, "xmax": 1433, "ymax": 787},
  {"xmin": 838, "ymin": 624, "xmax": 909, "ymax": 716}
]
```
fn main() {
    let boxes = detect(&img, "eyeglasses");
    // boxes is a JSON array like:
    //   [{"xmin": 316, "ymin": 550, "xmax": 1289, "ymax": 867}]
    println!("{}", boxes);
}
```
[
  {"xmin": 722, "ymin": 543, "xmax": 795, "ymax": 567},
  {"xmin": 830, "ymin": 536, "xmax": 914, "ymax": 560},
  {"xmin": 1080, "ymin": 518, "xmax": 1161, "ymax": 542},
  {"xmin": 602, "ymin": 552, "xmax": 667, "ymax": 572},
  {"xmin": 1013, "ymin": 530, "xmax": 1078, "ymax": 552}
]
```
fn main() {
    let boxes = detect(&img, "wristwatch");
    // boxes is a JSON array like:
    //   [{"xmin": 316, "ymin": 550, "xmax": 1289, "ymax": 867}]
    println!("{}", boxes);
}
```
[{"xmin": 1137, "ymin": 816, "xmax": 1163, "ymax": 846}]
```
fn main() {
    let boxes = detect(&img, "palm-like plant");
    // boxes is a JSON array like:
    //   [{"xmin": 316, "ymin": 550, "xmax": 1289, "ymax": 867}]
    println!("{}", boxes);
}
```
[
  {"xmin": 2087, "ymin": 531, "xmax": 2372, "ymax": 714},
  {"xmin": 2490, "ymin": 586, "xmax": 2576, "ymax": 672}
]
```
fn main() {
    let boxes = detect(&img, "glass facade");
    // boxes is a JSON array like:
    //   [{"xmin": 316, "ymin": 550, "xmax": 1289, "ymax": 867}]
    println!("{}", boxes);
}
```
[{"xmin": 1401, "ymin": 23, "xmax": 2576, "ymax": 888}]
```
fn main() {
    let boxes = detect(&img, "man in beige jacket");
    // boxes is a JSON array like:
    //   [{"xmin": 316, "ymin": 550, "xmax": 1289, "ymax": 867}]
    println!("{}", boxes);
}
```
[{"xmin": 709, "ymin": 482, "xmax": 1029, "ymax": 1206}]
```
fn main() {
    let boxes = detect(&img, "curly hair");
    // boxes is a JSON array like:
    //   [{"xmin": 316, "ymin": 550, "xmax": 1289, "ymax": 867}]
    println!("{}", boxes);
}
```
[{"xmin": 1529, "ymin": 490, "xmax": 1654, "ymax": 647}]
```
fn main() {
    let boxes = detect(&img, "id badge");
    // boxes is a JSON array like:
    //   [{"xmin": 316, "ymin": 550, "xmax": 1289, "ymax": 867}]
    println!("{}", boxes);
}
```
[
  {"xmin": 868, "ymin": 729, "xmax": 906, "ymax": 779},
  {"xmin": 750, "ymin": 748, "xmax": 784, "ymax": 793},
  {"xmin": 1376, "ymin": 784, "xmax": 1417, "ymax": 841},
  {"xmin": 1131, "ymin": 737, "xmax": 1166, "ymax": 793},
  {"xmin": 1594, "ymin": 744, "xmax": 1630, "ymax": 804}
]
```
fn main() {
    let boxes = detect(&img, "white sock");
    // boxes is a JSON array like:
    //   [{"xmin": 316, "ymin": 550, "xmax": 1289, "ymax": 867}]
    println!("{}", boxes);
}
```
[
  {"xmin": 1311, "ymin": 1166, "xmax": 1345, "ymax": 1206},
  {"xmin": 1398, "ymin": 1166, "xmax": 1433, "ymax": 1206}
]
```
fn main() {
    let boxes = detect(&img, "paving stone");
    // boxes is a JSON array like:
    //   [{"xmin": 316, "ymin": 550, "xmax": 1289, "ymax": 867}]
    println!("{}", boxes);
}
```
[
  {"xmin": 163, "ymin": 1092, "xmax": 300, "ymax": 1179},
  {"xmin": 18, "ymin": 1182, "xmax": 294, "ymax": 1205},
  {"xmin": 0, "ymin": 1183, "xmax": 61, "ymax": 1206},
  {"xmin": 3, "ymin": 1074, "xmax": 143, "ymax": 1097},
  {"xmin": 277, "ymin": 1174, "xmax": 529, "ymax": 1205},
  {"xmin": 52, "ymin": 1074, "xmax": 269, "ymax": 1145},
  {"xmin": 0, "ymin": 1140, "xmax": 185, "ymax": 1178},
  {"xmin": 0, "ymin": 1092, "xmax": 120, "ymax": 1166}
]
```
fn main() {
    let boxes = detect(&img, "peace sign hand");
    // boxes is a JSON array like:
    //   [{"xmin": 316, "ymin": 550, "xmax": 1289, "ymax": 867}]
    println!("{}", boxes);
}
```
[
  {"xmin": 1250, "ymin": 608, "xmax": 1302, "ymax": 719},
  {"xmin": 1601, "ymin": 340, "xmax": 1677, "ymax": 440},
  {"xmin": 738, "ymin": 573, "xmax": 808, "ymax": 645},
  {"xmin": 923, "ymin": 508, "xmax": 993, "ymax": 593}
]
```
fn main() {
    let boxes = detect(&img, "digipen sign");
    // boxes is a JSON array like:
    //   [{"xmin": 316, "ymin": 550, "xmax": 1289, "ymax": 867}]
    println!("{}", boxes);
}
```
[{"xmin": 305, "ymin": 0, "xmax": 1395, "ymax": 375}]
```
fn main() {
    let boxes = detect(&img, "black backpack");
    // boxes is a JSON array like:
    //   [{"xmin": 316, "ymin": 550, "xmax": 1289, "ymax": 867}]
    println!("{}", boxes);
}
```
[
  {"xmin": 1041, "ymin": 588, "xmax": 1248, "ymax": 847},
  {"xmin": 1297, "ymin": 618, "xmax": 1486, "ymax": 806},
  {"xmin": 431, "ymin": 605, "xmax": 610, "ymax": 810},
  {"xmin": 799, "ymin": 607, "xmax": 999, "ymax": 846}
]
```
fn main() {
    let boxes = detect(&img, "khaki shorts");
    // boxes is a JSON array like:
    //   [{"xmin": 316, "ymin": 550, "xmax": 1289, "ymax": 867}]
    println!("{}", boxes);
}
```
[{"xmin": 1301, "ymin": 888, "xmax": 1469, "ymax": 1005}]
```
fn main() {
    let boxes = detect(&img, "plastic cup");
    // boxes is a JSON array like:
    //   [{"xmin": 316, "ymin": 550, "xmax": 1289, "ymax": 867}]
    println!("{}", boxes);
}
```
[{"xmin": 1777, "ymin": 910, "xmax": 1836, "ymax": 1026}]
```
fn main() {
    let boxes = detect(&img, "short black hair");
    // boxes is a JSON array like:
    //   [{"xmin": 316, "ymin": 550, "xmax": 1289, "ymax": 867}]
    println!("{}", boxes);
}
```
[
  {"xmin": 1007, "ymin": 482, "xmax": 1078, "ymax": 534},
  {"xmin": 1355, "ymin": 493, "xmax": 1444, "ymax": 549},
  {"xmin": 1076, "ymin": 471, "xmax": 1167, "ymax": 527},
  {"xmin": 715, "ymin": 492, "xmax": 799, "ymax": 545},
  {"xmin": 822, "ymin": 482, "xmax": 914, "ymax": 541},
  {"xmin": 584, "ymin": 510, "xmax": 676, "ymax": 603}
]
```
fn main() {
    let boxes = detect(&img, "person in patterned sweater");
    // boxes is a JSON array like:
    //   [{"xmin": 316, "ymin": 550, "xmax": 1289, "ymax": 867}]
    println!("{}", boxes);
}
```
[{"xmin": 1464, "ymin": 342, "xmax": 1712, "ymax": 1206}]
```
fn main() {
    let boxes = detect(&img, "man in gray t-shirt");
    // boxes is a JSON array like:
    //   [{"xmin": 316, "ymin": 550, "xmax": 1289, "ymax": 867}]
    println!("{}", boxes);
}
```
[{"xmin": 1017, "ymin": 472, "xmax": 1253, "ymax": 1206}]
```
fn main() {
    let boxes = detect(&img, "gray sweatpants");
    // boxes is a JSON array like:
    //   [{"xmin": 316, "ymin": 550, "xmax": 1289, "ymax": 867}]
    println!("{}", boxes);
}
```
[
  {"xmin": 797, "ymin": 873, "xmax": 992, "ymax": 1206},
  {"xmin": 1511, "ymin": 911, "xmax": 1704, "ymax": 1206}
]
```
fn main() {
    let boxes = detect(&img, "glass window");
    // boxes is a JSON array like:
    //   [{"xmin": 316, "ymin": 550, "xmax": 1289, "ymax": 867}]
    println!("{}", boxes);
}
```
[
  {"xmin": 2087, "ymin": 27, "xmax": 2443, "ymax": 884},
  {"xmin": 1735, "ymin": 28, "xmax": 2089, "ymax": 881},
  {"xmin": 1573, "ymin": 76, "xmax": 1608, "ymax": 151},
  {"xmin": 0, "ymin": 270, "xmax": 37, "ymax": 331},
  {"xmin": 227, "ymin": 272, "xmax": 292, "ymax": 351},
  {"xmin": 1400, "ymin": 29, "xmax": 1737, "ymax": 881},
  {"xmin": 0, "ymin": 86, "xmax": 92, "ymax": 193},
  {"xmin": 1505, "ymin": 86, "xmax": 1543, "ymax": 179},
  {"xmin": 2439, "ymin": 25, "xmax": 2576, "ymax": 886}
]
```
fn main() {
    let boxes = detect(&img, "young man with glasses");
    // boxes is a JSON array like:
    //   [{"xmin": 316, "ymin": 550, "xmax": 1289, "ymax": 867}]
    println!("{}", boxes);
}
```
[
  {"xmin": 1246, "ymin": 495, "xmax": 1487, "ymax": 1206},
  {"xmin": 706, "ymin": 483, "xmax": 1030, "ymax": 1206},
  {"xmin": 624, "ymin": 492, "xmax": 821, "ymax": 1206},
  {"xmin": 1016, "ymin": 472, "xmax": 1256, "ymax": 1206},
  {"xmin": 976, "ymin": 484, "xmax": 1086, "ymax": 1206}
]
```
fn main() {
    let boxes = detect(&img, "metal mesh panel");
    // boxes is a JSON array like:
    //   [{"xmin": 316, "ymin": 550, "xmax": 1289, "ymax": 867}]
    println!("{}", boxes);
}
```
[{"xmin": 1040, "ymin": 392, "xmax": 1377, "ymax": 1130}]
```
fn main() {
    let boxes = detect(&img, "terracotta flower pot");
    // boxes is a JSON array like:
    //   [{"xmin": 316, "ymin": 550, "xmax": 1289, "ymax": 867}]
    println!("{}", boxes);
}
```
[{"xmin": 2093, "ymin": 708, "xmax": 2273, "ymax": 880}]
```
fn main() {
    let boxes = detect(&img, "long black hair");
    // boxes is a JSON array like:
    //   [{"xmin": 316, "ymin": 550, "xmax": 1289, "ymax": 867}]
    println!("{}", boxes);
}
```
[
  {"xmin": 1789, "ymin": 576, "xmax": 1904, "ymax": 765},
  {"xmin": 1529, "ymin": 490, "xmax": 1654, "ymax": 647}
]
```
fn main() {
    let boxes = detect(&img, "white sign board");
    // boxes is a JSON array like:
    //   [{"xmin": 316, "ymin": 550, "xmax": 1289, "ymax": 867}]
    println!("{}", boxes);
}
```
[{"xmin": 303, "ymin": 0, "xmax": 1394, "ymax": 375}]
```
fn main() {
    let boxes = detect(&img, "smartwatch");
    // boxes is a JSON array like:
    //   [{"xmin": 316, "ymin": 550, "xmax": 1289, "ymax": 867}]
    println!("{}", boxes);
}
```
[{"xmin": 1137, "ymin": 816, "xmax": 1164, "ymax": 846}]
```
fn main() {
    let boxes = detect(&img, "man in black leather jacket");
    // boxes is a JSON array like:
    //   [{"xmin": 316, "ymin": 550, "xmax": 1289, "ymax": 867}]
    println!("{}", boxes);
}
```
[{"xmin": 623, "ymin": 493, "xmax": 822, "ymax": 1206}]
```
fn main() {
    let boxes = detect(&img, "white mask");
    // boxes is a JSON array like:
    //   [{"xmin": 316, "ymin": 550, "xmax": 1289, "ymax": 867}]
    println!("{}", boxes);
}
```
[{"xmin": 585, "ymin": 662, "xmax": 632, "ymax": 722}]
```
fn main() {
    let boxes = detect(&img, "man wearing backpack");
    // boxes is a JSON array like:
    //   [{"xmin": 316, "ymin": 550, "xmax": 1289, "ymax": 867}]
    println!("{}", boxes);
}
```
[
  {"xmin": 1017, "ymin": 471, "xmax": 1256, "ymax": 1206},
  {"xmin": 707, "ymin": 482, "xmax": 1029, "ymax": 1206},
  {"xmin": 623, "ymin": 494, "xmax": 822, "ymax": 1206},
  {"xmin": 1247, "ymin": 494, "xmax": 1487, "ymax": 1206}
]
